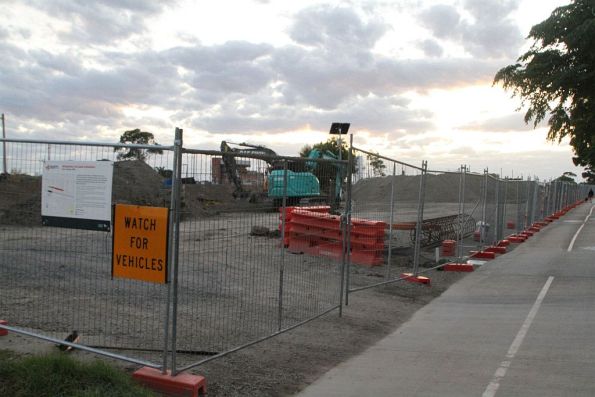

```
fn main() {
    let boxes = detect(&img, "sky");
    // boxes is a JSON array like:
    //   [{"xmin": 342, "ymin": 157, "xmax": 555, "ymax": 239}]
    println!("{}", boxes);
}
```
[{"xmin": 0, "ymin": 0, "xmax": 580, "ymax": 180}]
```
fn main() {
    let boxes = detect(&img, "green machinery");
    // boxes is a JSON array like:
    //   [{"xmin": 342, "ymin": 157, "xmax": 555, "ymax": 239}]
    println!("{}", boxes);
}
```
[{"xmin": 220, "ymin": 142, "xmax": 344, "ymax": 206}]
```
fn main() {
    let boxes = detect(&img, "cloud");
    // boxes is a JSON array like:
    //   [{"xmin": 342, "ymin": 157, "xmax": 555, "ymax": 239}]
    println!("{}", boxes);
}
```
[
  {"xmin": 419, "ymin": 5, "xmax": 462, "ymax": 39},
  {"xmin": 27, "ymin": 0, "xmax": 178, "ymax": 44},
  {"xmin": 288, "ymin": 6, "xmax": 388, "ymax": 53},
  {"xmin": 418, "ymin": 0, "xmax": 523, "ymax": 59},
  {"xmin": 420, "ymin": 39, "xmax": 444, "ymax": 57},
  {"xmin": 460, "ymin": 113, "xmax": 546, "ymax": 132},
  {"xmin": 188, "ymin": 94, "xmax": 433, "ymax": 137},
  {"xmin": 1, "ymin": 0, "xmax": 521, "ymax": 151}
]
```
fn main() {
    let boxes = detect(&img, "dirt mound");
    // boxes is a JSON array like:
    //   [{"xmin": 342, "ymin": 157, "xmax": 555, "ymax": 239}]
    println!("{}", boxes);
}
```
[
  {"xmin": 0, "ymin": 174, "xmax": 42, "ymax": 226},
  {"xmin": 352, "ymin": 173, "xmax": 484, "ymax": 204},
  {"xmin": 0, "ymin": 160, "xmax": 249, "ymax": 226},
  {"xmin": 0, "ymin": 161, "xmax": 169, "ymax": 226},
  {"xmin": 112, "ymin": 160, "xmax": 167, "ymax": 207}
]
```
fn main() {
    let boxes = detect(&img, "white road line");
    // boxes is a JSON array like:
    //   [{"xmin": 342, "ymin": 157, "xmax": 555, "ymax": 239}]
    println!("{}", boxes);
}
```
[
  {"xmin": 568, "ymin": 205, "xmax": 595, "ymax": 252},
  {"xmin": 482, "ymin": 276, "xmax": 554, "ymax": 397}
]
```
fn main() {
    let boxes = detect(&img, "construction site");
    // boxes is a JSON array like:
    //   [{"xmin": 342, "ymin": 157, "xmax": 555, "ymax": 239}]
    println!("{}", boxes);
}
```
[{"xmin": 0, "ymin": 131, "xmax": 592, "ymax": 396}]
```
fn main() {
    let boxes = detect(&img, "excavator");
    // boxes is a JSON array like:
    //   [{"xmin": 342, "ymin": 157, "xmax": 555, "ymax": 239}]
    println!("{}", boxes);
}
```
[{"xmin": 220, "ymin": 141, "xmax": 344, "ymax": 207}]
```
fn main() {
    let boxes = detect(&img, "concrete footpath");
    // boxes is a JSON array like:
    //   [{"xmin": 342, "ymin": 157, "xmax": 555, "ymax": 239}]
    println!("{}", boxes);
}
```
[{"xmin": 298, "ymin": 202, "xmax": 595, "ymax": 397}]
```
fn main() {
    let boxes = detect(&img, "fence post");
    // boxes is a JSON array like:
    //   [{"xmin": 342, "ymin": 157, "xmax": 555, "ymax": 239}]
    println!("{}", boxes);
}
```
[
  {"xmin": 526, "ymin": 177, "xmax": 534, "ymax": 227},
  {"xmin": 278, "ymin": 160, "xmax": 288, "ymax": 330},
  {"xmin": 168, "ymin": 128, "xmax": 183, "ymax": 375},
  {"xmin": 386, "ymin": 162, "xmax": 397, "ymax": 280},
  {"xmin": 339, "ymin": 134, "xmax": 353, "ymax": 317},
  {"xmin": 412, "ymin": 160, "xmax": 427, "ymax": 276},
  {"xmin": 481, "ymin": 169, "xmax": 488, "ymax": 244},
  {"xmin": 495, "ymin": 177, "xmax": 502, "ymax": 242},
  {"xmin": 456, "ymin": 165, "xmax": 467, "ymax": 261},
  {"xmin": 515, "ymin": 179, "xmax": 523, "ymax": 233},
  {"xmin": 1, "ymin": 113, "xmax": 6, "ymax": 175}
]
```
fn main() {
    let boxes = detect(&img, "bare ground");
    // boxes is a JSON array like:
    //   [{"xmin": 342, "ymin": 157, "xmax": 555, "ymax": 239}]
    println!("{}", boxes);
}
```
[{"xmin": 0, "ymin": 163, "xmax": 516, "ymax": 396}]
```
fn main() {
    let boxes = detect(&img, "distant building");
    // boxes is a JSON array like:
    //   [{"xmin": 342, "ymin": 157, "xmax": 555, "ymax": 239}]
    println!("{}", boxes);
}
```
[{"xmin": 211, "ymin": 157, "xmax": 265, "ymax": 190}]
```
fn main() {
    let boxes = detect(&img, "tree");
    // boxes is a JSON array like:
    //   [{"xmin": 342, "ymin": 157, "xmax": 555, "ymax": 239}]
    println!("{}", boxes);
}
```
[
  {"xmin": 367, "ymin": 152, "xmax": 386, "ymax": 177},
  {"xmin": 555, "ymin": 171, "xmax": 577, "ymax": 183},
  {"xmin": 299, "ymin": 137, "xmax": 355, "ymax": 197},
  {"xmin": 115, "ymin": 129, "xmax": 163, "ymax": 161},
  {"xmin": 493, "ymin": 0, "xmax": 595, "ymax": 177},
  {"xmin": 299, "ymin": 137, "xmax": 350, "ymax": 160}
]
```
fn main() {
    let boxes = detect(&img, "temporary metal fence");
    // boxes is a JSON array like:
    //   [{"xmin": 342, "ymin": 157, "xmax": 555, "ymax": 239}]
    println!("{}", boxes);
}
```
[
  {"xmin": 0, "ymin": 137, "xmax": 176, "ymax": 369},
  {"xmin": 0, "ymin": 131, "xmax": 348, "ymax": 375},
  {"xmin": 2, "ymin": 132, "xmax": 594, "ymax": 376},
  {"xmin": 347, "ymin": 147, "xmax": 426, "ymax": 295}
]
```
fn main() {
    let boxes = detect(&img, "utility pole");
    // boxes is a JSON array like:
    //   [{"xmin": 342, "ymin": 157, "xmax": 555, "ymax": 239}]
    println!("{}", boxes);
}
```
[{"xmin": 1, "ymin": 113, "xmax": 6, "ymax": 175}]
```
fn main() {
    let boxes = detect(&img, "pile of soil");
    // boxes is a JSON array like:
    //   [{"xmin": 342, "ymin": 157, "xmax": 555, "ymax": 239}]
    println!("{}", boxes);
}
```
[
  {"xmin": 111, "ymin": 160, "xmax": 167, "ymax": 207},
  {"xmin": 352, "ymin": 173, "xmax": 487, "ymax": 204},
  {"xmin": 0, "ymin": 174, "xmax": 41, "ymax": 226},
  {"xmin": 0, "ymin": 161, "xmax": 255, "ymax": 226},
  {"xmin": 0, "ymin": 161, "xmax": 168, "ymax": 226}
]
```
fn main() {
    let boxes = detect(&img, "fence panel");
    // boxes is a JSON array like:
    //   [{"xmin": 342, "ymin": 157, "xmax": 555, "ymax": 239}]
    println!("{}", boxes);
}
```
[
  {"xmin": 0, "ymin": 138, "xmax": 175, "ymax": 368},
  {"xmin": 173, "ymin": 150, "xmax": 345, "ymax": 372},
  {"xmin": 347, "ymin": 147, "xmax": 424, "ymax": 293}
]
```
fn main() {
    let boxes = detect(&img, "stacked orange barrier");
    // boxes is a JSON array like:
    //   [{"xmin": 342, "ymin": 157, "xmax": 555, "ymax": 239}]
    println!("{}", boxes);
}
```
[
  {"xmin": 281, "ymin": 208, "xmax": 387, "ymax": 266},
  {"xmin": 280, "ymin": 206, "xmax": 330, "ymax": 247},
  {"xmin": 441, "ymin": 240, "xmax": 456, "ymax": 256}
]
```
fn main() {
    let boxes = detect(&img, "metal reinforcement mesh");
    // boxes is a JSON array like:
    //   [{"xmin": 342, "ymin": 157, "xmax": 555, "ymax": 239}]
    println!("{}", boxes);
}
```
[
  {"xmin": 172, "ymin": 151, "xmax": 343, "ymax": 370},
  {"xmin": 3, "ymin": 135, "xmax": 594, "ymax": 373},
  {"xmin": 348, "ymin": 148, "xmax": 424, "ymax": 290},
  {"xmin": 0, "ymin": 140, "xmax": 174, "ymax": 366}
]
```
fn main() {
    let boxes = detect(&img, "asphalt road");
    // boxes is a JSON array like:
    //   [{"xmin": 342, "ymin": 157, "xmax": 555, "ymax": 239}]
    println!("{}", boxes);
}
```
[{"xmin": 298, "ymin": 202, "xmax": 595, "ymax": 397}]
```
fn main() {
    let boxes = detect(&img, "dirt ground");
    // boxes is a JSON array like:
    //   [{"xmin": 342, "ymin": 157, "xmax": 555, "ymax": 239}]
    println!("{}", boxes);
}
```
[
  {"xmin": 0, "ymin": 262, "xmax": 466, "ymax": 397},
  {"xmin": 0, "ymin": 164, "xmax": 524, "ymax": 396}
]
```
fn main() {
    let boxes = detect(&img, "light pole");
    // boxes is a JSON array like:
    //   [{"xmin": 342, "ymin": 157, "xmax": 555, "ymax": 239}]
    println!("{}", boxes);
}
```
[{"xmin": 329, "ymin": 122, "xmax": 350, "ymax": 206}]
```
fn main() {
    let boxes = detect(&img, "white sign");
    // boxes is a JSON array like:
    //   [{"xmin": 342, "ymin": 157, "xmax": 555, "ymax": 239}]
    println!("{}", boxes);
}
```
[{"xmin": 42, "ymin": 161, "xmax": 113, "ymax": 231}]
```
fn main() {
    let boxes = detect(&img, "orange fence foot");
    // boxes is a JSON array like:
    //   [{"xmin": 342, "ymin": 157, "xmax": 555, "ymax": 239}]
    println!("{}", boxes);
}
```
[
  {"xmin": 133, "ymin": 367, "xmax": 206, "ymax": 397},
  {"xmin": 469, "ymin": 251, "xmax": 496, "ymax": 259},
  {"xmin": 401, "ymin": 273, "xmax": 431, "ymax": 285},
  {"xmin": 443, "ymin": 263, "xmax": 474, "ymax": 272},
  {"xmin": 485, "ymin": 246, "xmax": 506, "ymax": 254},
  {"xmin": 0, "ymin": 320, "xmax": 7, "ymax": 336},
  {"xmin": 508, "ymin": 236, "xmax": 525, "ymax": 243}
]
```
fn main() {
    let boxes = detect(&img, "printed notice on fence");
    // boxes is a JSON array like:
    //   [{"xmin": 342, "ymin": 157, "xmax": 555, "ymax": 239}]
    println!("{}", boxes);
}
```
[
  {"xmin": 41, "ymin": 161, "xmax": 113, "ymax": 231},
  {"xmin": 112, "ymin": 204, "xmax": 169, "ymax": 284}
]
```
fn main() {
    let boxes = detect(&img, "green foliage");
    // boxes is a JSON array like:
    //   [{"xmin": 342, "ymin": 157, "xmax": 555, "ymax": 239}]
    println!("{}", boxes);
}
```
[
  {"xmin": 299, "ymin": 137, "xmax": 354, "ymax": 196},
  {"xmin": 154, "ymin": 166, "xmax": 172, "ymax": 178},
  {"xmin": 0, "ymin": 350, "xmax": 157, "ymax": 397},
  {"xmin": 494, "ymin": 0, "xmax": 595, "ymax": 176},
  {"xmin": 367, "ymin": 152, "xmax": 386, "ymax": 177},
  {"xmin": 299, "ymin": 137, "xmax": 350, "ymax": 160},
  {"xmin": 555, "ymin": 171, "xmax": 577, "ymax": 183},
  {"xmin": 581, "ymin": 168, "xmax": 595, "ymax": 184},
  {"xmin": 115, "ymin": 129, "xmax": 163, "ymax": 161}
]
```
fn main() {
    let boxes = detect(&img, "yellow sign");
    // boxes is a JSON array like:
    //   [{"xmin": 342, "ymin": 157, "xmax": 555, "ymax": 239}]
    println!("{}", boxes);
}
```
[{"xmin": 112, "ymin": 204, "xmax": 169, "ymax": 284}]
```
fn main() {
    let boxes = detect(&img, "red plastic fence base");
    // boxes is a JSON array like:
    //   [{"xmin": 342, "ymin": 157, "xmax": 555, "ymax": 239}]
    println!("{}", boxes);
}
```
[
  {"xmin": 485, "ymin": 246, "xmax": 506, "ymax": 254},
  {"xmin": 133, "ymin": 367, "xmax": 206, "ymax": 397},
  {"xmin": 401, "ymin": 273, "xmax": 431, "ymax": 285},
  {"xmin": 469, "ymin": 251, "xmax": 496, "ymax": 259},
  {"xmin": 0, "ymin": 320, "xmax": 7, "ymax": 336},
  {"xmin": 497, "ymin": 240, "xmax": 510, "ymax": 247},
  {"xmin": 508, "ymin": 236, "xmax": 525, "ymax": 243},
  {"xmin": 443, "ymin": 263, "xmax": 474, "ymax": 272}
]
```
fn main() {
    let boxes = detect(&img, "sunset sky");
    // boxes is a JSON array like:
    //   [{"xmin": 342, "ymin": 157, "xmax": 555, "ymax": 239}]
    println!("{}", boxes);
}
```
[{"xmin": 0, "ymin": 0, "xmax": 579, "ymax": 180}]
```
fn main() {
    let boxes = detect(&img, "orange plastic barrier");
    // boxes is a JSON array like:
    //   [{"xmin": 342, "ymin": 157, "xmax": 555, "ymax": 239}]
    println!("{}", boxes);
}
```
[{"xmin": 281, "ymin": 208, "xmax": 386, "ymax": 266}]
